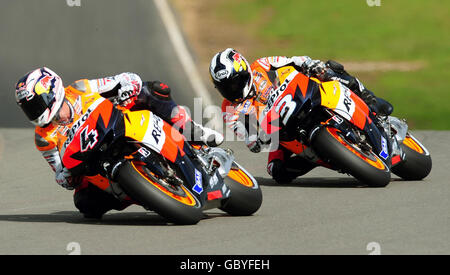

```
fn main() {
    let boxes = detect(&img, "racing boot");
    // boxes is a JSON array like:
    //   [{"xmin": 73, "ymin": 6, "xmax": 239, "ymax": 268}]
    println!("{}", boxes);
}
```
[
  {"xmin": 169, "ymin": 105, "xmax": 224, "ymax": 147},
  {"xmin": 74, "ymin": 183, "xmax": 130, "ymax": 219},
  {"xmin": 373, "ymin": 97, "xmax": 394, "ymax": 117},
  {"xmin": 268, "ymin": 156, "xmax": 317, "ymax": 184},
  {"xmin": 325, "ymin": 60, "xmax": 393, "ymax": 116}
]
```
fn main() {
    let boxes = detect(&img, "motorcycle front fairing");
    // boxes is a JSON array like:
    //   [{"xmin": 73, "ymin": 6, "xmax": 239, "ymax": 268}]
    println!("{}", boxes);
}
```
[
  {"xmin": 317, "ymin": 81, "xmax": 392, "ymax": 167},
  {"xmin": 122, "ymin": 109, "xmax": 231, "ymax": 208},
  {"xmin": 257, "ymin": 69, "xmax": 392, "ymax": 167},
  {"xmin": 60, "ymin": 96, "xmax": 126, "ymax": 176}
]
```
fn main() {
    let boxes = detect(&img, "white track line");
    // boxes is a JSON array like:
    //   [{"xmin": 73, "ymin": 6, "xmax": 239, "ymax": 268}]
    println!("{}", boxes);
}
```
[{"xmin": 153, "ymin": 0, "xmax": 214, "ymax": 108}]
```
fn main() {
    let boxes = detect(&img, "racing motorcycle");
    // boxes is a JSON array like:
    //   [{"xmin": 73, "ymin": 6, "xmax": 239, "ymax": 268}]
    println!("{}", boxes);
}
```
[
  {"xmin": 254, "ymin": 66, "xmax": 432, "ymax": 187},
  {"xmin": 59, "ymin": 93, "xmax": 262, "ymax": 225}
]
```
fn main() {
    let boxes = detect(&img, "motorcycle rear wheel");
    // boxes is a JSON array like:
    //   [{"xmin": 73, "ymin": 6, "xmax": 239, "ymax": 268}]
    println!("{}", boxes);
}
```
[
  {"xmin": 116, "ymin": 160, "xmax": 203, "ymax": 225},
  {"xmin": 392, "ymin": 133, "xmax": 432, "ymax": 180},
  {"xmin": 311, "ymin": 126, "xmax": 391, "ymax": 187},
  {"xmin": 220, "ymin": 163, "xmax": 262, "ymax": 216}
]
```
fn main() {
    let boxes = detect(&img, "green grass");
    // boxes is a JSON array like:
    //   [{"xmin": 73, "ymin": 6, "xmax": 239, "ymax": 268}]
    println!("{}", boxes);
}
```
[{"xmin": 218, "ymin": 0, "xmax": 450, "ymax": 129}]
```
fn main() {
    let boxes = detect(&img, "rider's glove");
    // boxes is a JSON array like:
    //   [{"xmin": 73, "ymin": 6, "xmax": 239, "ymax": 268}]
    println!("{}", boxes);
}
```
[
  {"xmin": 191, "ymin": 121, "xmax": 224, "ymax": 147},
  {"xmin": 295, "ymin": 57, "xmax": 326, "ymax": 80},
  {"xmin": 360, "ymin": 89, "xmax": 377, "ymax": 109},
  {"xmin": 55, "ymin": 167, "xmax": 77, "ymax": 190},
  {"xmin": 308, "ymin": 60, "xmax": 327, "ymax": 80},
  {"xmin": 246, "ymin": 134, "xmax": 262, "ymax": 153},
  {"xmin": 117, "ymin": 73, "xmax": 143, "ymax": 107}
]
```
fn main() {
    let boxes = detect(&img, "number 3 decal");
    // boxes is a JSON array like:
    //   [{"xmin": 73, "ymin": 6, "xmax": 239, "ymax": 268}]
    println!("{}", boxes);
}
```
[{"xmin": 275, "ymin": 94, "xmax": 297, "ymax": 125}]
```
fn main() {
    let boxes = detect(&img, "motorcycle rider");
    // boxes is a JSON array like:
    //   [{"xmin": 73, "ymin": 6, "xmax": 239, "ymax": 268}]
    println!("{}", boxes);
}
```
[
  {"xmin": 15, "ymin": 67, "xmax": 223, "ymax": 218},
  {"xmin": 209, "ymin": 48, "xmax": 393, "ymax": 184}
]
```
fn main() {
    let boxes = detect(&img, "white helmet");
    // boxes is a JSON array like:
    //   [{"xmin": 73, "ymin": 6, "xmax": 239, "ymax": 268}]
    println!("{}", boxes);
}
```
[
  {"xmin": 209, "ymin": 48, "xmax": 254, "ymax": 103},
  {"xmin": 15, "ymin": 67, "xmax": 65, "ymax": 127}
]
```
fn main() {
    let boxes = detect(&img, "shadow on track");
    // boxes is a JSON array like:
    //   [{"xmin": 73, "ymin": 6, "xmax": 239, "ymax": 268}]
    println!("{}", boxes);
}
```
[
  {"xmin": 256, "ymin": 176, "xmax": 368, "ymax": 188},
  {"xmin": 0, "ymin": 211, "xmax": 167, "ymax": 226},
  {"xmin": 0, "ymin": 211, "xmax": 228, "ymax": 226},
  {"xmin": 256, "ymin": 176, "xmax": 406, "ymax": 188}
]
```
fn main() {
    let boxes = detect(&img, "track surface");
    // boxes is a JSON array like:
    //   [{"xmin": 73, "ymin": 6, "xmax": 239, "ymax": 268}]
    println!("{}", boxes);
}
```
[
  {"xmin": 1, "ymin": 1, "xmax": 449, "ymax": 255},
  {"xmin": 0, "ymin": 129, "xmax": 448, "ymax": 255},
  {"xmin": 0, "ymin": 0, "xmax": 196, "ymax": 128}
]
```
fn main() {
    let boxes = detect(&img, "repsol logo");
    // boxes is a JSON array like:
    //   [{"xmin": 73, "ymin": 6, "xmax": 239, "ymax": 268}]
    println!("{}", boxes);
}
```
[
  {"xmin": 63, "ymin": 107, "xmax": 94, "ymax": 149},
  {"xmin": 152, "ymin": 115, "xmax": 163, "ymax": 144},
  {"xmin": 266, "ymin": 79, "xmax": 290, "ymax": 111},
  {"xmin": 342, "ymin": 90, "xmax": 353, "ymax": 112}
]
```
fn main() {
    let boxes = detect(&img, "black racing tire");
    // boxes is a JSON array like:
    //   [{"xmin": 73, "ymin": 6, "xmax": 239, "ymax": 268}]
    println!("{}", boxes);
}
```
[
  {"xmin": 116, "ymin": 160, "xmax": 203, "ymax": 225},
  {"xmin": 220, "ymin": 163, "xmax": 262, "ymax": 216},
  {"xmin": 392, "ymin": 134, "xmax": 432, "ymax": 180},
  {"xmin": 311, "ymin": 126, "xmax": 391, "ymax": 187}
]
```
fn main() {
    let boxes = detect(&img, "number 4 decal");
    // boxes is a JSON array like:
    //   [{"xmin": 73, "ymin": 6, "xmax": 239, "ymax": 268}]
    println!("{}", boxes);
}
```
[{"xmin": 80, "ymin": 126, "xmax": 99, "ymax": 152}]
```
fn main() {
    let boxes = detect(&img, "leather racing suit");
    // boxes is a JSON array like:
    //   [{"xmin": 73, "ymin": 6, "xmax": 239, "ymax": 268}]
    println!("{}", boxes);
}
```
[
  {"xmin": 222, "ymin": 56, "xmax": 389, "ymax": 184},
  {"xmin": 35, "ymin": 73, "xmax": 198, "ymax": 217}
]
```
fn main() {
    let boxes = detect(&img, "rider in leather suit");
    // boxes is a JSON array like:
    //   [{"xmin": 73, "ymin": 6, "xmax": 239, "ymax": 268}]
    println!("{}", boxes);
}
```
[
  {"xmin": 15, "ymin": 68, "xmax": 223, "ymax": 218},
  {"xmin": 210, "ymin": 48, "xmax": 392, "ymax": 184}
]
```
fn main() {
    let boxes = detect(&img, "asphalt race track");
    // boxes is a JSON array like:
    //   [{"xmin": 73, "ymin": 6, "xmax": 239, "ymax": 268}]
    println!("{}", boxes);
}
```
[
  {"xmin": 0, "ymin": 1, "xmax": 449, "ymax": 255},
  {"xmin": 0, "ymin": 129, "xmax": 449, "ymax": 255},
  {"xmin": 0, "ymin": 0, "xmax": 197, "ymax": 128}
]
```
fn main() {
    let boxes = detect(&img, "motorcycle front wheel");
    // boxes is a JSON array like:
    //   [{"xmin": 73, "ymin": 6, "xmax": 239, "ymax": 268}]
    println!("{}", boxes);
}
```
[
  {"xmin": 116, "ymin": 160, "xmax": 203, "ymax": 225},
  {"xmin": 219, "ymin": 163, "xmax": 262, "ymax": 216},
  {"xmin": 311, "ymin": 126, "xmax": 391, "ymax": 187},
  {"xmin": 392, "ymin": 133, "xmax": 432, "ymax": 180}
]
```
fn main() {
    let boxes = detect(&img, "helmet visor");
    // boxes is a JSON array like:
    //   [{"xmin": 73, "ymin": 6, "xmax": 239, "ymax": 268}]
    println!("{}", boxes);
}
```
[
  {"xmin": 216, "ymin": 71, "xmax": 251, "ymax": 103},
  {"xmin": 19, "ymin": 94, "xmax": 51, "ymax": 122},
  {"xmin": 18, "ymin": 86, "xmax": 57, "ymax": 123}
]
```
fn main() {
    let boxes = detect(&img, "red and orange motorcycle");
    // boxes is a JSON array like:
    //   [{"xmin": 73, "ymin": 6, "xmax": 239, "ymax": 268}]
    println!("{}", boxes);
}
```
[
  {"xmin": 252, "ymin": 66, "xmax": 431, "ymax": 187},
  {"xmin": 59, "ymin": 93, "xmax": 262, "ymax": 224}
]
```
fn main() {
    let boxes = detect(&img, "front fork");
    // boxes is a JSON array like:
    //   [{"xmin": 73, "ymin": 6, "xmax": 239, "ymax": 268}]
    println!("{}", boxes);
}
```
[
  {"xmin": 377, "ymin": 116, "xmax": 408, "ymax": 166},
  {"xmin": 100, "ymin": 144, "xmax": 184, "ymax": 200}
]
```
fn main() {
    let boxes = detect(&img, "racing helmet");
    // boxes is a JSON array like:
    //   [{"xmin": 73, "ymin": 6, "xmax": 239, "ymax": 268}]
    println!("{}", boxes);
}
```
[
  {"xmin": 209, "ymin": 48, "xmax": 254, "ymax": 103},
  {"xmin": 15, "ymin": 67, "xmax": 65, "ymax": 127}
]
